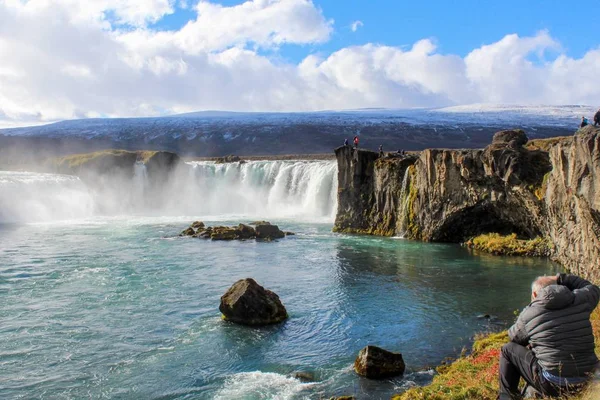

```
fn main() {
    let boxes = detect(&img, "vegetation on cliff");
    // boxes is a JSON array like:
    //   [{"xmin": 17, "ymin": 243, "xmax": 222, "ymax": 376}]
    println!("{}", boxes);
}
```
[
  {"xmin": 465, "ymin": 233, "xmax": 552, "ymax": 257},
  {"xmin": 394, "ymin": 307, "xmax": 600, "ymax": 400}
]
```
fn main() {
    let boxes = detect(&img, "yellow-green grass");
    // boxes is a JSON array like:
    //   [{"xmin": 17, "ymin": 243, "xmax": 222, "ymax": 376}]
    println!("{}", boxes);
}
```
[
  {"xmin": 465, "ymin": 233, "xmax": 551, "ymax": 257},
  {"xmin": 393, "ymin": 307, "xmax": 600, "ymax": 400}
]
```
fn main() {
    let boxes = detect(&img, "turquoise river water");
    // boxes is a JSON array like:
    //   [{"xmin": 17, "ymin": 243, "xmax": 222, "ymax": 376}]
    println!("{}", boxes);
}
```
[{"xmin": 0, "ymin": 162, "xmax": 559, "ymax": 399}]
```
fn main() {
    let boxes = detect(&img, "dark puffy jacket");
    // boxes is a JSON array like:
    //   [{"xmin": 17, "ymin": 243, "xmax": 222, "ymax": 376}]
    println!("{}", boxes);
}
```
[
  {"xmin": 508, "ymin": 274, "xmax": 600, "ymax": 377},
  {"xmin": 594, "ymin": 110, "xmax": 600, "ymax": 125}
]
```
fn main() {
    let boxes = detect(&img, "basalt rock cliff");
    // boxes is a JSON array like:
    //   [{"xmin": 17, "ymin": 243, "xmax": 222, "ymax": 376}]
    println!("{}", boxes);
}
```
[{"xmin": 334, "ymin": 126, "xmax": 600, "ymax": 281}]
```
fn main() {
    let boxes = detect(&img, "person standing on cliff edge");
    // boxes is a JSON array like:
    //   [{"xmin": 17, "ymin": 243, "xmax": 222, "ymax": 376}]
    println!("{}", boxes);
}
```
[
  {"xmin": 353, "ymin": 136, "xmax": 359, "ymax": 149},
  {"xmin": 594, "ymin": 109, "xmax": 600, "ymax": 126},
  {"xmin": 498, "ymin": 273, "xmax": 599, "ymax": 399}
]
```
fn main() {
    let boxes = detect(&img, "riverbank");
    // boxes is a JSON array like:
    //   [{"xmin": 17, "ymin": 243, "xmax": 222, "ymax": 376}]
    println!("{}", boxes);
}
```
[{"xmin": 394, "ymin": 304, "xmax": 600, "ymax": 399}]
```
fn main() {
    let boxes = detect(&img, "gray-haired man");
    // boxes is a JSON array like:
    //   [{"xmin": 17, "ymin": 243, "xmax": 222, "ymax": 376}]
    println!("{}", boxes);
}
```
[{"xmin": 498, "ymin": 273, "xmax": 599, "ymax": 399}]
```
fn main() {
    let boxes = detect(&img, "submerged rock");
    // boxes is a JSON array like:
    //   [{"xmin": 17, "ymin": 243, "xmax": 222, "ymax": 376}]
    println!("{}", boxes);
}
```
[
  {"xmin": 219, "ymin": 278, "xmax": 288, "ymax": 325},
  {"xmin": 354, "ymin": 345, "xmax": 405, "ymax": 379},
  {"xmin": 292, "ymin": 371, "xmax": 315, "ymax": 382}
]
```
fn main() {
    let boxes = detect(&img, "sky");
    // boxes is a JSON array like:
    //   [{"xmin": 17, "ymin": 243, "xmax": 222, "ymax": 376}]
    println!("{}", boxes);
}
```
[{"xmin": 1, "ymin": 0, "xmax": 600, "ymax": 127}]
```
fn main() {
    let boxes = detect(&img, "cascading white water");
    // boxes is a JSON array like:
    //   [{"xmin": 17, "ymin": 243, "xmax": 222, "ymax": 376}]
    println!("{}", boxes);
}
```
[
  {"xmin": 179, "ymin": 160, "xmax": 338, "ymax": 220},
  {"xmin": 0, "ymin": 160, "xmax": 339, "ymax": 222},
  {"xmin": 133, "ymin": 162, "xmax": 149, "ymax": 200},
  {"xmin": 0, "ymin": 171, "xmax": 95, "ymax": 223}
]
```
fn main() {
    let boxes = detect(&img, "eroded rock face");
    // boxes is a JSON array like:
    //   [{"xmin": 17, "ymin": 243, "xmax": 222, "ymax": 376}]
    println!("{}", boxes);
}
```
[
  {"xmin": 219, "ymin": 278, "xmax": 288, "ymax": 325},
  {"xmin": 354, "ymin": 345, "xmax": 405, "ymax": 379},
  {"xmin": 334, "ymin": 127, "xmax": 600, "ymax": 280}
]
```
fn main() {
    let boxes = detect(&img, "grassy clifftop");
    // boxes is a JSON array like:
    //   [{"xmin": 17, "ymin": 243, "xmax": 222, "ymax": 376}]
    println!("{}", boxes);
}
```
[{"xmin": 393, "ymin": 308, "xmax": 600, "ymax": 399}]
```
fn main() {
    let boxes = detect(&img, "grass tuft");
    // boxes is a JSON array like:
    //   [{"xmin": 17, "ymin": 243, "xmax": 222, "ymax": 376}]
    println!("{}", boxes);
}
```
[{"xmin": 465, "ymin": 233, "xmax": 552, "ymax": 257}]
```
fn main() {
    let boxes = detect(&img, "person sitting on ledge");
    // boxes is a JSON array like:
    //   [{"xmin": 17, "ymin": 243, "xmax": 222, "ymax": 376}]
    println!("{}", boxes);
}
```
[
  {"xmin": 580, "ymin": 116, "xmax": 589, "ymax": 128},
  {"xmin": 344, "ymin": 138, "xmax": 349, "ymax": 146},
  {"xmin": 498, "ymin": 274, "xmax": 599, "ymax": 400}
]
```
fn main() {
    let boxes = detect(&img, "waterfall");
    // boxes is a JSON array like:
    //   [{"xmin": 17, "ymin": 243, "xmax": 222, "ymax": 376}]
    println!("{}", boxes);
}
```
[
  {"xmin": 0, "ymin": 160, "xmax": 339, "ymax": 223},
  {"xmin": 0, "ymin": 171, "xmax": 95, "ymax": 223},
  {"xmin": 133, "ymin": 162, "xmax": 149, "ymax": 198},
  {"xmin": 396, "ymin": 169, "xmax": 412, "ymax": 237},
  {"xmin": 179, "ymin": 160, "xmax": 338, "ymax": 220}
]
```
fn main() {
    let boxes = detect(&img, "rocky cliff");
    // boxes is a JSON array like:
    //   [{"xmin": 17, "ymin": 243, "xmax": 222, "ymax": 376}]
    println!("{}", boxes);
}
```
[{"xmin": 334, "ymin": 126, "xmax": 600, "ymax": 281}]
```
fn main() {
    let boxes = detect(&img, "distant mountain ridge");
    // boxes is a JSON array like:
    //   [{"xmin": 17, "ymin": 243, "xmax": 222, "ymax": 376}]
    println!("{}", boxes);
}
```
[{"xmin": 0, "ymin": 105, "xmax": 594, "ymax": 163}]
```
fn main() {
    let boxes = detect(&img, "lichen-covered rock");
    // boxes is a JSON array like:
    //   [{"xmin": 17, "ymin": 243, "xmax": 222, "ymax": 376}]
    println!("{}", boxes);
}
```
[
  {"xmin": 219, "ymin": 278, "xmax": 288, "ymax": 325},
  {"xmin": 354, "ymin": 345, "xmax": 405, "ymax": 379},
  {"xmin": 255, "ymin": 223, "xmax": 285, "ymax": 239}
]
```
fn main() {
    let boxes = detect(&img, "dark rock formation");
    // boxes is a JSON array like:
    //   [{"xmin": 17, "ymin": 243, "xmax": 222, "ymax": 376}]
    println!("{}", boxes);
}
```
[
  {"xmin": 219, "ymin": 278, "xmax": 288, "ymax": 325},
  {"xmin": 334, "ymin": 126, "xmax": 600, "ymax": 281},
  {"xmin": 179, "ymin": 221, "xmax": 291, "ymax": 241},
  {"xmin": 354, "ymin": 345, "xmax": 406, "ymax": 379}
]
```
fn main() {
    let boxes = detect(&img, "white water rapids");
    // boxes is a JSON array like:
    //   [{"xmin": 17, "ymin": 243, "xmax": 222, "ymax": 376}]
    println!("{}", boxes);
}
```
[{"xmin": 0, "ymin": 160, "xmax": 338, "ymax": 223}]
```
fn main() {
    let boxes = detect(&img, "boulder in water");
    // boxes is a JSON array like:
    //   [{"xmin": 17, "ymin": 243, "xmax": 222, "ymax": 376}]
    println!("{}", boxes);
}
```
[
  {"xmin": 180, "ymin": 227, "xmax": 196, "ymax": 236},
  {"xmin": 237, "ymin": 224, "xmax": 256, "ymax": 239},
  {"xmin": 191, "ymin": 221, "xmax": 205, "ymax": 230},
  {"xmin": 354, "ymin": 345, "xmax": 405, "ymax": 379},
  {"xmin": 210, "ymin": 226, "xmax": 240, "ymax": 241},
  {"xmin": 255, "ymin": 223, "xmax": 285, "ymax": 240},
  {"xmin": 219, "ymin": 278, "xmax": 288, "ymax": 325},
  {"xmin": 249, "ymin": 221, "xmax": 271, "ymax": 226}
]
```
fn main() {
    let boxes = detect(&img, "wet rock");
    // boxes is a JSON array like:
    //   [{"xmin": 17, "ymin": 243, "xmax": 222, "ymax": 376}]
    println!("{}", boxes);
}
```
[
  {"xmin": 191, "ymin": 221, "xmax": 205, "ymax": 230},
  {"xmin": 219, "ymin": 278, "xmax": 288, "ymax": 325},
  {"xmin": 249, "ymin": 220, "xmax": 271, "ymax": 226},
  {"xmin": 180, "ymin": 227, "xmax": 196, "ymax": 236},
  {"xmin": 255, "ymin": 224, "xmax": 285, "ymax": 240},
  {"xmin": 354, "ymin": 345, "xmax": 405, "ymax": 379},
  {"xmin": 284, "ymin": 231, "xmax": 295, "ymax": 236},
  {"xmin": 211, "ymin": 226, "xmax": 240, "ymax": 241},
  {"xmin": 237, "ymin": 224, "xmax": 256, "ymax": 239},
  {"xmin": 329, "ymin": 397, "xmax": 355, "ymax": 400}
]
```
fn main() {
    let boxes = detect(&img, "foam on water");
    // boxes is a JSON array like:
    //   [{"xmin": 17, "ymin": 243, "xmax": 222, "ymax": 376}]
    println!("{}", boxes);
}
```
[{"xmin": 214, "ymin": 372, "xmax": 314, "ymax": 400}]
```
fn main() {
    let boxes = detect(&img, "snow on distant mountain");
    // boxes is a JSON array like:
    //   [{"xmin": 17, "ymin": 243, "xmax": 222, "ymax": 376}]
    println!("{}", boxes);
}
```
[{"xmin": 0, "ymin": 105, "xmax": 593, "ymax": 157}]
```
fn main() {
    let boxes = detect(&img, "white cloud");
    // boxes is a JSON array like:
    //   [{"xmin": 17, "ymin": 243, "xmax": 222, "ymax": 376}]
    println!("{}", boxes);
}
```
[
  {"xmin": 1, "ymin": 0, "xmax": 600, "ymax": 128},
  {"xmin": 351, "ymin": 20, "xmax": 363, "ymax": 32}
]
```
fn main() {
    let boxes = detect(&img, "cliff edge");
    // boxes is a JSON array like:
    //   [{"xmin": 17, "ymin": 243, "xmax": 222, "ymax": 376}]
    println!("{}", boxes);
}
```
[{"xmin": 334, "ymin": 126, "xmax": 600, "ymax": 280}]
